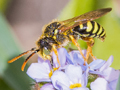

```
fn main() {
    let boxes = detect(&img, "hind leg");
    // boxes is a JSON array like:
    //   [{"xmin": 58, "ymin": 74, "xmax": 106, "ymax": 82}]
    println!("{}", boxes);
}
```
[{"xmin": 81, "ymin": 37, "xmax": 96, "ymax": 63}]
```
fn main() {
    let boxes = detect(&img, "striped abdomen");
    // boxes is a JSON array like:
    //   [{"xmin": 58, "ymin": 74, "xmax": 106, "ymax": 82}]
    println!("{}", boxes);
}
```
[{"xmin": 73, "ymin": 21, "xmax": 106, "ymax": 41}]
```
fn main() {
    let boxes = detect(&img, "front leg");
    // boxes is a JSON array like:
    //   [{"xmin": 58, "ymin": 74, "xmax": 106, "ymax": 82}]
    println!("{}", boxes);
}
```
[{"xmin": 52, "ymin": 44, "xmax": 61, "ymax": 68}]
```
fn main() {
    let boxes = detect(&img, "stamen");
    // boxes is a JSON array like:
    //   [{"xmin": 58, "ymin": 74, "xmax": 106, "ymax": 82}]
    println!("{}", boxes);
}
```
[
  {"xmin": 69, "ymin": 83, "xmax": 82, "ymax": 89},
  {"xmin": 53, "ymin": 67, "xmax": 58, "ymax": 71},
  {"xmin": 48, "ymin": 68, "xmax": 58, "ymax": 78},
  {"xmin": 49, "ymin": 70, "xmax": 53, "ymax": 78}
]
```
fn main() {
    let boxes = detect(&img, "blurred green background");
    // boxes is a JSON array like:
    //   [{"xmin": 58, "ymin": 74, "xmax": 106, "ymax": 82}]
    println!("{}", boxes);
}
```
[{"xmin": 0, "ymin": 0, "xmax": 120, "ymax": 90}]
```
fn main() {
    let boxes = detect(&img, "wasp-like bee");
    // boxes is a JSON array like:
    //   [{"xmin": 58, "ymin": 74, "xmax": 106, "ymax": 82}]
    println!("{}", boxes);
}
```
[{"xmin": 8, "ymin": 8, "xmax": 112, "ymax": 71}]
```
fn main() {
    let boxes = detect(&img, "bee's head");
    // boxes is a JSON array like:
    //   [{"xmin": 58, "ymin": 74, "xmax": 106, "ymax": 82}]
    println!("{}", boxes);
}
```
[{"xmin": 36, "ymin": 37, "xmax": 57, "ymax": 60}]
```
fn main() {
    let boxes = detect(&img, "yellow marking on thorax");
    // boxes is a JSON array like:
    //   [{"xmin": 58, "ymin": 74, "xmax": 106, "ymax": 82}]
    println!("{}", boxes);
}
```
[
  {"xmin": 92, "ymin": 22, "xmax": 98, "ymax": 34},
  {"xmin": 86, "ymin": 21, "xmax": 92, "ymax": 32},
  {"xmin": 97, "ymin": 26, "xmax": 103, "ymax": 35},
  {"xmin": 53, "ymin": 29, "xmax": 58, "ymax": 40},
  {"xmin": 54, "ymin": 29, "xmax": 58, "ymax": 35},
  {"xmin": 79, "ymin": 24, "xmax": 83, "ymax": 29},
  {"xmin": 53, "ymin": 36, "xmax": 56, "ymax": 39}
]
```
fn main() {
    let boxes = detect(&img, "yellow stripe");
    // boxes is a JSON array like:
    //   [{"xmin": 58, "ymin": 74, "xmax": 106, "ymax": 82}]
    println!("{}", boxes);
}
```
[
  {"xmin": 92, "ymin": 22, "xmax": 98, "ymax": 34},
  {"xmin": 100, "ymin": 30, "xmax": 106, "ymax": 37},
  {"xmin": 79, "ymin": 24, "xmax": 83, "ymax": 29},
  {"xmin": 86, "ymin": 21, "xmax": 92, "ymax": 32},
  {"xmin": 97, "ymin": 26, "xmax": 103, "ymax": 35},
  {"xmin": 83, "ymin": 34, "xmax": 89, "ymax": 37},
  {"xmin": 90, "ymin": 35, "xmax": 95, "ymax": 37}
]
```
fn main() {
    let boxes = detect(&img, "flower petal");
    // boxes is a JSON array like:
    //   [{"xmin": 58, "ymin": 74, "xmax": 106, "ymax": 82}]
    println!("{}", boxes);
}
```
[
  {"xmin": 82, "ymin": 68, "xmax": 89, "ymax": 86},
  {"xmin": 38, "ymin": 57, "xmax": 52, "ymax": 70},
  {"xmin": 90, "ymin": 78, "xmax": 111, "ymax": 90},
  {"xmin": 99, "ymin": 55, "xmax": 113, "ymax": 71},
  {"xmin": 51, "ymin": 71, "xmax": 70, "ymax": 90},
  {"xmin": 73, "ymin": 87, "xmax": 89, "ymax": 90},
  {"xmin": 65, "ymin": 65, "xmax": 83, "ymax": 84},
  {"xmin": 102, "ymin": 67, "xmax": 120, "ymax": 82},
  {"xmin": 89, "ymin": 59, "xmax": 106, "ymax": 70},
  {"xmin": 27, "ymin": 63, "xmax": 51, "ymax": 82},
  {"xmin": 52, "ymin": 48, "xmax": 69, "ymax": 67},
  {"xmin": 69, "ymin": 50, "xmax": 88, "ymax": 71},
  {"xmin": 69, "ymin": 50, "xmax": 84, "ymax": 65},
  {"xmin": 109, "ymin": 79, "xmax": 118, "ymax": 90},
  {"xmin": 41, "ymin": 83, "xmax": 55, "ymax": 90},
  {"xmin": 38, "ymin": 56, "xmax": 45, "ymax": 63}
]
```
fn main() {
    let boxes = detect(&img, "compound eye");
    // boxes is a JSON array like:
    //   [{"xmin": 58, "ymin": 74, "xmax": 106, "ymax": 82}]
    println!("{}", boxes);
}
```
[{"xmin": 43, "ymin": 47, "xmax": 50, "ymax": 55}]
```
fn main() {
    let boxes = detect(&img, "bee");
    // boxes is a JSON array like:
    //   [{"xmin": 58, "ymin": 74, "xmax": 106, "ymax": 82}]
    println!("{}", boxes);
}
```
[{"xmin": 8, "ymin": 8, "xmax": 112, "ymax": 71}]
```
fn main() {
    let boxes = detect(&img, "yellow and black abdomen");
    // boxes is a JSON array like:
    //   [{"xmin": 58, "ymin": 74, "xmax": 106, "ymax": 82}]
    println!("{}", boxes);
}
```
[{"xmin": 73, "ymin": 21, "xmax": 106, "ymax": 41}]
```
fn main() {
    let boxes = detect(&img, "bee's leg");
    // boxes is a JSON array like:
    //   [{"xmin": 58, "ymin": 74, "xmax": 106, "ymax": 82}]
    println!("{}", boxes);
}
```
[
  {"xmin": 50, "ymin": 58, "xmax": 53, "ymax": 68},
  {"xmin": 8, "ymin": 47, "xmax": 36, "ymax": 63},
  {"xmin": 21, "ymin": 49, "xmax": 39, "ymax": 71},
  {"xmin": 52, "ymin": 44, "xmax": 61, "ymax": 68},
  {"xmin": 69, "ymin": 35, "xmax": 86, "ymax": 61},
  {"xmin": 81, "ymin": 37, "xmax": 96, "ymax": 63}
]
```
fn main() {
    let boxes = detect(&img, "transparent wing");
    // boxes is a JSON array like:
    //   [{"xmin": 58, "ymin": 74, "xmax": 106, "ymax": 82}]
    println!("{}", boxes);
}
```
[{"xmin": 58, "ymin": 8, "xmax": 112, "ymax": 32}]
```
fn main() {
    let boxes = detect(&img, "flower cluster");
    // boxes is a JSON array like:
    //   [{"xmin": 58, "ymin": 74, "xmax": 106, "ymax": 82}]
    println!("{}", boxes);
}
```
[{"xmin": 27, "ymin": 48, "xmax": 120, "ymax": 90}]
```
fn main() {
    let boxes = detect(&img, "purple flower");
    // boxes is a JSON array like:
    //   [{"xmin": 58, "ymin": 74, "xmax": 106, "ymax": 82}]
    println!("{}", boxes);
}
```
[
  {"xmin": 51, "ymin": 65, "xmax": 89, "ymax": 90},
  {"xmin": 89, "ymin": 56, "xmax": 120, "ymax": 83},
  {"xmin": 98, "ymin": 56, "xmax": 120, "ymax": 82},
  {"xmin": 27, "ymin": 59, "xmax": 52, "ymax": 82},
  {"xmin": 94, "ymin": 56, "xmax": 120, "ymax": 90},
  {"xmin": 68, "ymin": 50, "xmax": 107, "ymax": 72},
  {"xmin": 27, "ymin": 48, "xmax": 69, "ymax": 82},
  {"xmin": 67, "ymin": 50, "xmax": 120, "ymax": 90},
  {"xmin": 69, "ymin": 50, "xmax": 119, "ymax": 77},
  {"xmin": 26, "ymin": 47, "xmax": 119, "ymax": 90}
]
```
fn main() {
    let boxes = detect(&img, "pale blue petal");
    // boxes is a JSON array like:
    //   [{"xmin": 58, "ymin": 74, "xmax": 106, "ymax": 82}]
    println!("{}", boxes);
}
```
[
  {"xmin": 82, "ymin": 68, "xmax": 89, "ymax": 86},
  {"xmin": 37, "ymin": 57, "xmax": 52, "ymax": 70},
  {"xmin": 89, "ymin": 70, "xmax": 103, "ymax": 75},
  {"xmin": 52, "ymin": 48, "xmax": 68, "ymax": 67},
  {"xmin": 102, "ymin": 67, "xmax": 120, "ymax": 82},
  {"xmin": 69, "ymin": 50, "xmax": 88, "ymax": 71},
  {"xmin": 51, "ymin": 71, "xmax": 70, "ymax": 90},
  {"xmin": 38, "ymin": 56, "xmax": 45, "ymax": 63},
  {"xmin": 27, "ymin": 63, "xmax": 51, "ymax": 82},
  {"xmin": 88, "ymin": 59, "xmax": 106, "ymax": 75},
  {"xmin": 41, "ymin": 83, "xmax": 55, "ymax": 90},
  {"xmin": 90, "ymin": 78, "xmax": 111, "ymax": 90},
  {"xmin": 56, "ymin": 80, "xmax": 70, "ymax": 90},
  {"xmin": 69, "ymin": 50, "xmax": 84, "ymax": 65},
  {"xmin": 73, "ymin": 87, "xmax": 89, "ymax": 90},
  {"xmin": 65, "ymin": 65, "xmax": 83, "ymax": 84},
  {"xmin": 109, "ymin": 79, "xmax": 118, "ymax": 90},
  {"xmin": 99, "ymin": 55, "xmax": 113, "ymax": 71},
  {"xmin": 89, "ymin": 59, "xmax": 106, "ymax": 70}
]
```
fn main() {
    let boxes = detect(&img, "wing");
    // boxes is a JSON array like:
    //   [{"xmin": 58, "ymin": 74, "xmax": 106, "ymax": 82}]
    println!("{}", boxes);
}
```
[{"xmin": 58, "ymin": 8, "xmax": 112, "ymax": 32}]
